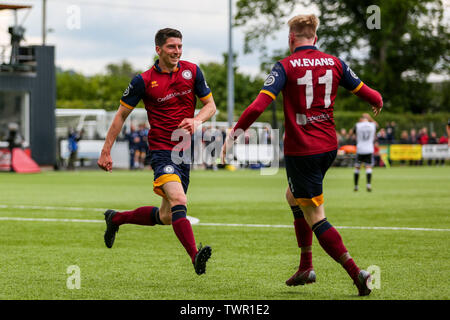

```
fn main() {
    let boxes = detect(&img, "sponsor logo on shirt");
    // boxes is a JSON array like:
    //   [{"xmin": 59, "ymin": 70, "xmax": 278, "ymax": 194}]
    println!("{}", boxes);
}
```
[
  {"xmin": 264, "ymin": 69, "xmax": 280, "ymax": 86},
  {"xmin": 157, "ymin": 89, "xmax": 192, "ymax": 103},
  {"xmin": 264, "ymin": 75, "xmax": 275, "ymax": 86},
  {"xmin": 296, "ymin": 113, "xmax": 331, "ymax": 126},
  {"xmin": 123, "ymin": 84, "xmax": 133, "ymax": 96}
]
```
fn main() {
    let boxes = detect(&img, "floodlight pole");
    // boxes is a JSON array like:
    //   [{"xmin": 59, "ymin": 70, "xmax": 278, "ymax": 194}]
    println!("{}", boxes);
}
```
[
  {"xmin": 42, "ymin": 0, "xmax": 46, "ymax": 45},
  {"xmin": 13, "ymin": 9, "xmax": 18, "ymax": 27},
  {"xmin": 227, "ymin": 0, "xmax": 234, "ymax": 128}
]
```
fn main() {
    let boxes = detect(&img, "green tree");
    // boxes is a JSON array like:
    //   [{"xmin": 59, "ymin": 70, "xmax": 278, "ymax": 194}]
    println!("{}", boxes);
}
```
[
  {"xmin": 105, "ymin": 60, "xmax": 138, "ymax": 79},
  {"xmin": 199, "ymin": 54, "xmax": 265, "ymax": 120},
  {"xmin": 235, "ymin": 0, "xmax": 450, "ymax": 113},
  {"xmin": 57, "ymin": 58, "xmax": 267, "ymax": 116},
  {"xmin": 57, "ymin": 61, "xmax": 143, "ymax": 110}
]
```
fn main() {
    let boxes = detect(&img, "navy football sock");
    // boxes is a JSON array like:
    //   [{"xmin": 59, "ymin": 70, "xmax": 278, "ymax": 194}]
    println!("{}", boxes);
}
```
[
  {"xmin": 290, "ymin": 205, "xmax": 304, "ymax": 219},
  {"xmin": 150, "ymin": 208, "xmax": 164, "ymax": 225}
]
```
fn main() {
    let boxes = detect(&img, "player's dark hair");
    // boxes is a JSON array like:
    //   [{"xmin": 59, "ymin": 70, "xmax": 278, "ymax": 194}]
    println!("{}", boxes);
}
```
[{"xmin": 155, "ymin": 28, "xmax": 182, "ymax": 47}]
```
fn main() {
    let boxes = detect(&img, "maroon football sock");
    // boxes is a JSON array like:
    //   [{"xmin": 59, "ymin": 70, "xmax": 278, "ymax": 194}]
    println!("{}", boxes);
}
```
[
  {"xmin": 291, "ymin": 206, "xmax": 314, "ymax": 270},
  {"xmin": 294, "ymin": 217, "xmax": 313, "ymax": 248},
  {"xmin": 313, "ymin": 219, "xmax": 348, "ymax": 262},
  {"xmin": 111, "ymin": 206, "xmax": 159, "ymax": 226},
  {"xmin": 171, "ymin": 205, "xmax": 198, "ymax": 263},
  {"xmin": 294, "ymin": 218, "xmax": 313, "ymax": 270},
  {"xmin": 299, "ymin": 251, "xmax": 313, "ymax": 271},
  {"xmin": 343, "ymin": 258, "xmax": 361, "ymax": 281},
  {"xmin": 313, "ymin": 219, "xmax": 362, "ymax": 280}
]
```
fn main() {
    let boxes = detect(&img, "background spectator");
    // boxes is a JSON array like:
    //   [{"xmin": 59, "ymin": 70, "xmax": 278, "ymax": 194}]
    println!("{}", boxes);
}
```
[
  {"xmin": 67, "ymin": 128, "xmax": 83, "ymax": 170},
  {"xmin": 428, "ymin": 131, "xmax": 438, "ymax": 144},
  {"xmin": 137, "ymin": 123, "xmax": 149, "ymax": 169},
  {"xmin": 439, "ymin": 134, "xmax": 448, "ymax": 145},
  {"xmin": 408, "ymin": 128, "xmax": 418, "ymax": 144},
  {"xmin": 338, "ymin": 128, "xmax": 348, "ymax": 146},
  {"xmin": 347, "ymin": 128, "xmax": 356, "ymax": 145},
  {"xmin": 386, "ymin": 121, "xmax": 397, "ymax": 143},
  {"xmin": 377, "ymin": 128, "xmax": 388, "ymax": 145},
  {"xmin": 417, "ymin": 127, "xmax": 429, "ymax": 145},
  {"xmin": 427, "ymin": 131, "xmax": 439, "ymax": 166},
  {"xmin": 125, "ymin": 124, "xmax": 140, "ymax": 170},
  {"xmin": 399, "ymin": 130, "xmax": 410, "ymax": 144}
]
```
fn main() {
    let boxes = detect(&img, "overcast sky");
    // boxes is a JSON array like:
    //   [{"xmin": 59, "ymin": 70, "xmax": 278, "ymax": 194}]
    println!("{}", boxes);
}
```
[
  {"xmin": 0, "ymin": 0, "xmax": 316, "ymax": 77},
  {"xmin": 0, "ymin": 0, "xmax": 448, "ymax": 81}
]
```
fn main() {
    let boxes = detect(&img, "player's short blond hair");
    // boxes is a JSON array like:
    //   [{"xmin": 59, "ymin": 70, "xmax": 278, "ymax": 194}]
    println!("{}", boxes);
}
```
[
  {"xmin": 362, "ymin": 113, "xmax": 375, "ymax": 122},
  {"xmin": 288, "ymin": 14, "xmax": 319, "ymax": 39}
]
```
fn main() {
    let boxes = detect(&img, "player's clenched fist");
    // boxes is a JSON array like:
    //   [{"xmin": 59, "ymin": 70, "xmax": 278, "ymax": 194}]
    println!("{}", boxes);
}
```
[
  {"xmin": 178, "ymin": 118, "xmax": 201, "ymax": 135},
  {"xmin": 97, "ymin": 150, "xmax": 113, "ymax": 172}
]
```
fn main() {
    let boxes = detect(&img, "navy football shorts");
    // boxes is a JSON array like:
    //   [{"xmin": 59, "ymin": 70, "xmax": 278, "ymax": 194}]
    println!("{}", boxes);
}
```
[
  {"xmin": 149, "ymin": 150, "xmax": 190, "ymax": 198},
  {"xmin": 285, "ymin": 149, "xmax": 337, "ymax": 207}
]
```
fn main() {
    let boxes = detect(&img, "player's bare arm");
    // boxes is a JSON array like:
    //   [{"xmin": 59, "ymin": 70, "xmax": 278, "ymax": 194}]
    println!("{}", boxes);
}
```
[
  {"xmin": 221, "ymin": 92, "xmax": 273, "ymax": 164},
  {"xmin": 98, "ymin": 105, "xmax": 132, "ymax": 172},
  {"xmin": 178, "ymin": 95, "xmax": 217, "ymax": 135}
]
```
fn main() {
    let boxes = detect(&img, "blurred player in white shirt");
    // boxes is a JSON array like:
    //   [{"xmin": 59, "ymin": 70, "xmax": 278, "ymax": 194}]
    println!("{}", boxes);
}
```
[{"xmin": 354, "ymin": 113, "xmax": 377, "ymax": 192}]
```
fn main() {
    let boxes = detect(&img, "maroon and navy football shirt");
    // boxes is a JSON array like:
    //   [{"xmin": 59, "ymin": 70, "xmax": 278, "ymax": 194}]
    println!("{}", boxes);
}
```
[
  {"xmin": 261, "ymin": 45, "xmax": 363, "ymax": 156},
  {"xmin": 120, "ymin": 60, "xmax": 212, "ymax": 151}
]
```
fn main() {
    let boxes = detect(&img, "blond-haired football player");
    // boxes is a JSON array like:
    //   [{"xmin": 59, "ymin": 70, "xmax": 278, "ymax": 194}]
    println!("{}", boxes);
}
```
[{"xmin": 223, "ymin": 14, "xmax": 383, "ymax": 296}]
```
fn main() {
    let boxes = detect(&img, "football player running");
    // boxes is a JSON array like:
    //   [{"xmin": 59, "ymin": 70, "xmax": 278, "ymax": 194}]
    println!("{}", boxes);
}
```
[
  {"xmin": 98, "ymin": 28, "xmax": 216, "ymax": 275},
  {"xmin": 222, "ymin": 14, "xmax": 383, "ymax": 296}
]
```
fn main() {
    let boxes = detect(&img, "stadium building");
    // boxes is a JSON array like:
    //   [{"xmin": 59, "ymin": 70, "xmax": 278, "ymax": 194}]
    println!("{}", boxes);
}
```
[{"xmin": 0, "ymin": 4, "xmax": 56, "ymax": 169}]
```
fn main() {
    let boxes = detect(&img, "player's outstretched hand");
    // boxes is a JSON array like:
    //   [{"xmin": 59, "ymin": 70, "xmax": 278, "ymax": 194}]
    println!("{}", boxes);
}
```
[
  {"xmin": 221, "ymin": 132, "xmax": 234, "ymax": 165},
  {"xmin": 97, "ymin": 150, "xmax": 113, "ymax": 172},
  {"xmin": 372, "ymin": 105, "xmax": 382, "ymax": 116}
]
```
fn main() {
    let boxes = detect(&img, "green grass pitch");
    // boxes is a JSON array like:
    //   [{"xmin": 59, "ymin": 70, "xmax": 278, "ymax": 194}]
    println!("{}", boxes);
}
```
[{"xmin": 0, "ymin": 166, "xmax": 449, "ymax": 300}]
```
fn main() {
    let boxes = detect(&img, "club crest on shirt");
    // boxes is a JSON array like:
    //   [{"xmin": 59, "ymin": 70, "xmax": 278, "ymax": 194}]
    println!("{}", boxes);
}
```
[
  {"xmin": 182, "ymin": 70, "xmax": 192, "ymax": 80},
  {"xmin": 163, "ymin": 165, "xmax": 175, "ymax": 174}
]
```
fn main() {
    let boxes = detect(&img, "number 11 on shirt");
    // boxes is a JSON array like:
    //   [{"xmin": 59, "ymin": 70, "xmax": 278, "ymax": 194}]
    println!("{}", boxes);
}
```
[{"xmin": 297, "ymin": 69, "xmax": 333, "ymax": 109}]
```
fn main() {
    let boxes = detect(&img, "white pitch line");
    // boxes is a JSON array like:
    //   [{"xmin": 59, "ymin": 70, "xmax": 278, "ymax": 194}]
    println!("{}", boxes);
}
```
[
  {"xmin": 0, "ymin": 217, "xmax": 103, "ymax": 223},
  {"xmin": 330, "ymin": 226, "xmax": 450, "ymax": 232},
  {"xmin": 0, "ymin": 204, "xmax": 105, "ymax": 212},
  {"xmin": 1, "ymin": 204, "xmax": 449, "ymax": 232},
  {"xmin": 0, "ymin": 216, "xmax": 201, "ymax": 225},
  {"xmin": 197, "ymin": 222, "xmax": 291, "ymax": 228},
  {"xmin": 0, "ymin": 204, "xmax": 200, "ymax": 224},
  {"xmin": 0, "ymin": 216, "xmax": 448, "ymax": 232},
  {"xmin": 197, "ymin": 222, "xmax": 450, "ymax": 232}
]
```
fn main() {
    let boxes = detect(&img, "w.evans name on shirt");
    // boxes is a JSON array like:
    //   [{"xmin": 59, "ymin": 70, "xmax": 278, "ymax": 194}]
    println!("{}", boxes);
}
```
[{"xmin": 289, "ymin": 58, "xmax": 335, "ymax": 68}]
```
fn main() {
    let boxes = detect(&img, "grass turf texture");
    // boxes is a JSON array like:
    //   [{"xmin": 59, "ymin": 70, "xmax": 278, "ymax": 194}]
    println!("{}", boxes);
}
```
[{"xmin": 0, "ymin": 166, "xmax": 449, "ymax": 300}]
